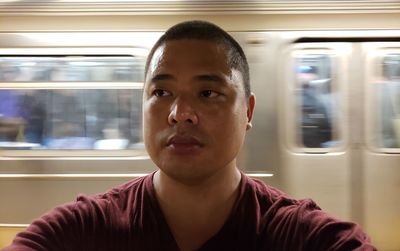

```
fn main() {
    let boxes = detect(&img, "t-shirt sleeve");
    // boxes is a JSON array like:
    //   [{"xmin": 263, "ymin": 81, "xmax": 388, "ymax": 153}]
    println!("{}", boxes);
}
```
[
  {"xmin": 262, "ymin": 195, "xmax": 376, "ymax": 251},
  {"xmin": 2, "ymin": 195, "xmax": 109, "ymax": 251},
  {"xmin": 298, "ymin": 199, "xmax": 376, "ymax": 251}
]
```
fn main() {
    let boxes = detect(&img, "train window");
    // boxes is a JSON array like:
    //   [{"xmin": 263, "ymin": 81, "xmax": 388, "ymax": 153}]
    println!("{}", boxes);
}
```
[
  {"xmin": 372, "ymin": 53, "xmax": 400, "ymax": 149},
  {"xmin": 0, "ymin": 56, "xmax": 144, "ymax": 82},
  {"xmin": 292, "ymin": 53, "xmax": 341, "ymax": 150},
  {"xmin": 0, "ymin": 56, "xmax": 146, "ymax": 151}
]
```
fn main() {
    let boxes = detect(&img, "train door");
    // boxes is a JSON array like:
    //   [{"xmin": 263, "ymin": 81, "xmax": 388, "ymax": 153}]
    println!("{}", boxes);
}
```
[
  {"xmin": 363, "ymin": 43, "xmax": 400, "ymax": 250},
  {"xmin": 280, "ymin": 38, "xmax": 400, "ymax": 251},
  {"xmin": 281, "ymin": 41, "xmax": 352, "ymax": 219}
]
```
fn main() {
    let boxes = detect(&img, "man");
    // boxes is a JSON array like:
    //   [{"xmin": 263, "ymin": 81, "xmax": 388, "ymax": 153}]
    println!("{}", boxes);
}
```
[{"xmin": 3, "ymin": 20, "xmax": 375, "ymax": 251}]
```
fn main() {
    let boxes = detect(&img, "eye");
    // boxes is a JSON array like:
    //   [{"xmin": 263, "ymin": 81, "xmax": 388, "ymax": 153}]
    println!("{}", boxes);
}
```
[
  {"xmin": 200, "ymin": 90, "xmax": 219, "ymax": 98},
  {"xmin": 152, "ymin": 89, "xmax": 171, "ymax": 97}
]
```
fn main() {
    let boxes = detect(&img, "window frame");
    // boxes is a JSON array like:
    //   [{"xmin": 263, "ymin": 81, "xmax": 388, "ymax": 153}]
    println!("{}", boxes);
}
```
[
  {"xmin": 364, "ymin": 43, "xmax": 400, "ymax": 154},
  {"xmin": 0, "ymin": 43, "xmax": 155, "ymax": 158},
  {"xmin": 281, "ymin": 43, "xmax": 351, "ymax": 154}
]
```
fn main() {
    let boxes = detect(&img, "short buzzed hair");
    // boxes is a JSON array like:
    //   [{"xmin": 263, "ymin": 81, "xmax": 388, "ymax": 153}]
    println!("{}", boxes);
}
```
[{"xmin": 144, "ymin": 20, "xmax": 251, "ymax": 98}]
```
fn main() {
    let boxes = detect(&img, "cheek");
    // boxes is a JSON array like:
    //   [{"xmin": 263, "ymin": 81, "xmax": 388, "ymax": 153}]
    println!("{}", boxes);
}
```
[
  {"xmin": 143, "ymin": 103, "xmax": 166, "ymax": 158},
  {"xmin": 144, "ymin": 99, "xmax": 166, "ymax": 123},
  {"xmin": 143, "ymin": 101, "xmax": 164, "ymax": 140},
  {"xmin": 209, "ymin": 107, "xmax": 248, "ymax": 140}
]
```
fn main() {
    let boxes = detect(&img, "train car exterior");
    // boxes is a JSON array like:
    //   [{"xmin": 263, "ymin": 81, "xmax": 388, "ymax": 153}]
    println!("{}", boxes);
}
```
[{"xmin": 0, "ymin": 1, "xmax": 400, "ymax": 250}]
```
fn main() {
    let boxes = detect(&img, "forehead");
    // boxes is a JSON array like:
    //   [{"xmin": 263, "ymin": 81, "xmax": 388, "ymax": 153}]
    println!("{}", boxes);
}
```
[{"xmin": 149, "ymin": 39, "xmax": 231, "ymax": 74}]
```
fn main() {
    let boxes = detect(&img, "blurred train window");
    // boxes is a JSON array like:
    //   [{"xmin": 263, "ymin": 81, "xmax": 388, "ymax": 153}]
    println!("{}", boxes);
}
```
[
  {"xmin": 0, "ymin": 56, "xmax": 145, "ymax": 150},
  {"xmin": 374, "ymin": 53, "xmax": 400, "ymax": 149},
  {"xmin": 0, "ymin": 56, "xmax": 144, "ymax": 82},
  {"xmin": 295, "ymin": 55, "xmax": 339, "ymax": 148}
]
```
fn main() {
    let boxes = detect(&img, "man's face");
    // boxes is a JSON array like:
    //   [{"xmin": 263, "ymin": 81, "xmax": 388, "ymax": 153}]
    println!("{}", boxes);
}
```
[{"xmin": 143, "ymin": 39, "xmax": 255, "ymax": 183}]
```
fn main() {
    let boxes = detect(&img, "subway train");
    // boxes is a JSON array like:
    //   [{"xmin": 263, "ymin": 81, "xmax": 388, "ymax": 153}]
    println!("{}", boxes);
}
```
[{"xmin": 0, "ymin": 1, "xmax": 400, "ymax": 250}]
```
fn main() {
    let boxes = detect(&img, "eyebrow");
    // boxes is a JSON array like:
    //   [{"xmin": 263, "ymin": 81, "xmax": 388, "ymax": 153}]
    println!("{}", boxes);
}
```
[
  {"xmin": 150, "ymin": 73, "xmax": 176, "ymax": 83},
  {"xmin": 194, "ymin": 74, "xmax": 227, "ymax": 84}
]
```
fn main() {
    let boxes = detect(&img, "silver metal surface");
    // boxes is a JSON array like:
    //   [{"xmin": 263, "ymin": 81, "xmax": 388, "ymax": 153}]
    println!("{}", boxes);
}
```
[{"xmin": 0, "ymin": 1, "xmax": 399, "ymax": 15}]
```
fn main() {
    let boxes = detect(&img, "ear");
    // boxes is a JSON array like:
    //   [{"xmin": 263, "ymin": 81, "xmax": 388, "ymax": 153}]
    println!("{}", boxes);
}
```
[{"xmin": 246, "ymin": 93, "xmax": 256, "ymax": 130}]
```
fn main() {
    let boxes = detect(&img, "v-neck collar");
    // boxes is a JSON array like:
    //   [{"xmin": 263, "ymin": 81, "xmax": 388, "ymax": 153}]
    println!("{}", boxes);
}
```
[{"xmin": 145, "ymin": 171, "xmax": 247, "ymax": 251}]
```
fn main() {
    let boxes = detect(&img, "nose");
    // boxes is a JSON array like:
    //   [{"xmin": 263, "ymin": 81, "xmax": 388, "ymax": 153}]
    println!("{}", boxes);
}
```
[{"xmin": 168, "ymin": 98, "xmax": 199, "ymax": 125}]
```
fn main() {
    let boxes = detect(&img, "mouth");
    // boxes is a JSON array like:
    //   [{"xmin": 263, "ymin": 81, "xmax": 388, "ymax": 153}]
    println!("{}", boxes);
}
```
[{"xmin": 166, "ymin": 135, "xmax": 204, "ymax": 154}]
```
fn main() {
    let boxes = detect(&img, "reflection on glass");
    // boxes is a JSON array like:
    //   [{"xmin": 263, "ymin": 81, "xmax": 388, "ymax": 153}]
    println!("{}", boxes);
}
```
[
  {"xmin": 0, "ymin": 55, "xmax": 145, "ymax": 150},
  {"xmin": 376, "ymin": 54, "xmax": 400, "ymax": 148},
  {"xmin": 295, "ymin": 55, "xmax": 337, "ymax": 148}
]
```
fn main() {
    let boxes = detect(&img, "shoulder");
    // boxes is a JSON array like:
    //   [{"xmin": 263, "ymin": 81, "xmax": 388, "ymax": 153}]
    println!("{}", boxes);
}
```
[
  {"xmin": 3, "ymin": 173, "xmax": 154, "ymax": 251},
  {"xmin": 87, "ymin": 173, "xmax": 152, "ymax": 208},
  {"xmin": 242, "ymin": 175, "xmax": 303, "ymax": 211},
  {"xmin": 240, "ymin": 174, "xmax": 317, "ymax": 230},
  {"xmin": 48, "ymin": 173, "xmax": 152, "ymax": 218},
  {"xmin": 241, "ymin": 175, "xmax": 376, "ymax": 250}
]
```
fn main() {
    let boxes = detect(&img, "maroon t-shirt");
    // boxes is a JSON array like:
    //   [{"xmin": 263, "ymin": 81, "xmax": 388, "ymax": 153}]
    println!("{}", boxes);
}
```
[{"xmin": 3, "ymin": 172, "xmax": 376, "ymax": 251}]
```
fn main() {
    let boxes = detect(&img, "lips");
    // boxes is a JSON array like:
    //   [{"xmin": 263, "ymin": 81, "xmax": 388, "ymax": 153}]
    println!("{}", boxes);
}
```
[{"xmin": 166, "ymin": 135, "xmax": 203, "ymax": 154}]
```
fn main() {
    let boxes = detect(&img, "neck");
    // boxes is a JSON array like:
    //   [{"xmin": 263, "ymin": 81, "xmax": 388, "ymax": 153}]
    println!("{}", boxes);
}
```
[
  {"xmin": 154, "ymin": 166, "xmax": 241, "ymax": 211},
  {"xmin": 153, "ymin": 166, "xmax": 242, "ymax": 251}
]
